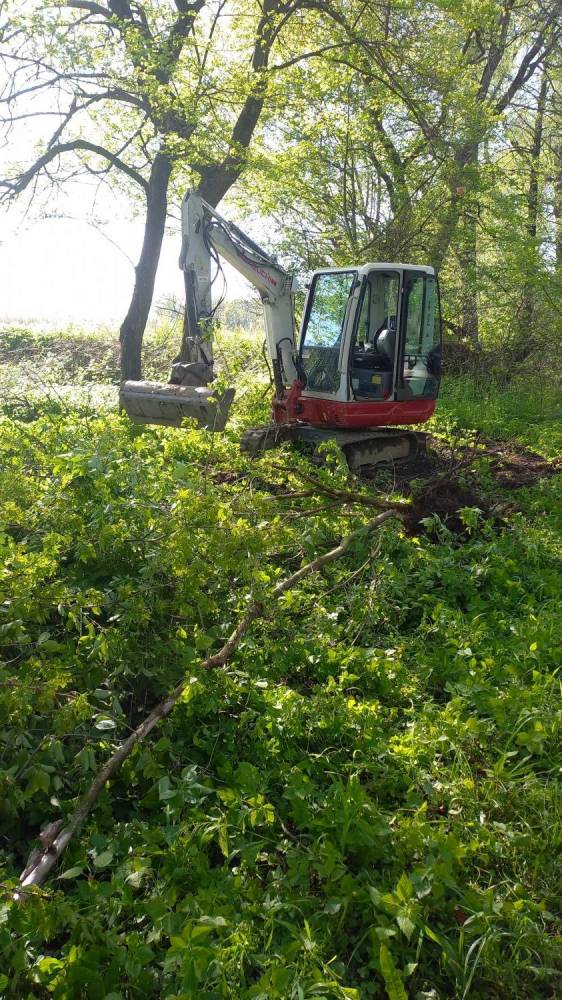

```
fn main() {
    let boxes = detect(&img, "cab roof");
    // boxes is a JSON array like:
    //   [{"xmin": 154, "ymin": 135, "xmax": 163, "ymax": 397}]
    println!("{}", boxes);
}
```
[
  {"xmin": 313, "ymin": 264, "xmax": 435, "ymax": 276},
  {"xmin": 361, "ymin": 263, "xmax": 434, "ymax": 274}
]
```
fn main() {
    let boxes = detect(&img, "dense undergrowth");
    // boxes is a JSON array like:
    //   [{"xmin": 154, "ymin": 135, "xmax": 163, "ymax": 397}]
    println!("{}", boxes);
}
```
[{"xmin": 0, "ymin": 326, "xmax": 561, "ymax": 999}]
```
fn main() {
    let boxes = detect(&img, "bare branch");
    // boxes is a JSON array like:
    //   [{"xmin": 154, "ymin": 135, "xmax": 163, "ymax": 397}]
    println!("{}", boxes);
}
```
[
  {"xmin": 271, "ymin": 40, "xmax": 355, "ymax": 72},
  {"xmin": 495, "ymin": 29, "xmax": 559, "ymax": 113},
  {"xmin": 1, "ymin": 139, "xmax": 149, "ymax": 199},
  {"xmin": 66, "ymin": 1, "xmax": 112, "ymax": 17}
]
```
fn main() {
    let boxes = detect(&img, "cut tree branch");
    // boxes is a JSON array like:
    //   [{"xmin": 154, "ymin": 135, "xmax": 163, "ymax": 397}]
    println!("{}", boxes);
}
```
[{"xmin": 15, "ymin": 508, "xmax": 400, "ymax": 896}]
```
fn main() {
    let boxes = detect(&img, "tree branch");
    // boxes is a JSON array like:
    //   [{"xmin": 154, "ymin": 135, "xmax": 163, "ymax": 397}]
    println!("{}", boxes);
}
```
[
  {"xmin": 271, "ymin": 40, "xmax": 355, "ymax": 73},
  {"xmin": 1, "ymin": 139, "xmax": 149, "ymax": 198},
  {"xmin": 495, "ymin": 31, "xmax": 557, "ymax": 114},
  {"xmin": 15, "ymin": 508, "xmax": 400, "ymax": 895},
  {"xmin": 67, "ymin": 0, "xmax": 112, "ymax": 17}
]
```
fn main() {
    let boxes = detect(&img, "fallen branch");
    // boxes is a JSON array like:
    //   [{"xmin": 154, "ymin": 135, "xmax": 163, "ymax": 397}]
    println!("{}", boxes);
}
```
[
  {"xmin": 274, "ymin": 440, "xmax": 499, "ymax": 509},
  {"xmin": 270, "ymin": 464, "xmax": 410, "ymax": 512},
  {"xmin": 17, "ymin": 508, "xmax": 400, "ymax": 896}
]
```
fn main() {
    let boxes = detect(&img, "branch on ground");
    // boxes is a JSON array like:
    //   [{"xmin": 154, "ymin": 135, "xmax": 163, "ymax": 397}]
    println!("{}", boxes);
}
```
[{"xmin": 15, "ymin": 508, "xmax": 400, "ymax": 897}]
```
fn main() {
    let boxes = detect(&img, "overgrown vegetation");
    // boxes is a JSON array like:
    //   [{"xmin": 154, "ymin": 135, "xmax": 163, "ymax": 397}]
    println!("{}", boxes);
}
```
[{"xmin": 0, "ymin": 327, "xmax": 560, "ymax": 998}]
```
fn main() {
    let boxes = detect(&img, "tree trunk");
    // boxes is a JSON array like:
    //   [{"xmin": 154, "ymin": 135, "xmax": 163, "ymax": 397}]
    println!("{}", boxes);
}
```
[
  {"xmin": 554, "ymin": 140, "xmax": 562, "ymax": 271},
  {"xmin": 457, "ymin": 144, "xmax": 480, "ymax": 346},
  {"xmin": 430, "ymin": 143, "xmax": 475, "ymax": 274},
  {"xmin": 119, "ymin": 151, "xmax": 172, "ymax": 381},
  {"xmin": 518, "ymin": 71, "xmax": 547, "ymax": 340},
  {"xmin": 459, "ymin": 216, "xmax": 479, "ymax": 346}
]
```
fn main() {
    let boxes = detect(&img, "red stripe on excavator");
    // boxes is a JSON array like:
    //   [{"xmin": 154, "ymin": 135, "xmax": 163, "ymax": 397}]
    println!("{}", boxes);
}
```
[{"xmin": 274, "ymin": 392, "xmax": 435, "ymax": 428}]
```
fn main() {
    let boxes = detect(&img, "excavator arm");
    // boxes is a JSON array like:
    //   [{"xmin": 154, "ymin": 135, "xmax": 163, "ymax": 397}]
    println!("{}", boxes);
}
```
[
  {"xmin": 120, "ymin": 191, "xmax": 298, "ymax": 430},
  {"xmin": 176, "ymin": 192, "xmax": 298, "ymax": 390}
]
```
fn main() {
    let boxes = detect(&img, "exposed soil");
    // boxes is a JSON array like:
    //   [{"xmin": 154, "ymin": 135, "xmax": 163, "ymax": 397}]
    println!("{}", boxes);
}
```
[
  {"xmin": 402, "ymin": 480, "xmax": 496, "ymax": 538},
  {"xmin": 478, "ymin": 439, "xmax": 562, "ymax": 489},
  {"xmin": 211, "ymin": 470, "xmax": 247, "ymax": 486},
  {"xmin": 380, "ymin": 435, "xmax": 560, "ymax": 538},
  {"xmin": 368, "ymin": 434, "xmax": 561, "ymax": 493}
]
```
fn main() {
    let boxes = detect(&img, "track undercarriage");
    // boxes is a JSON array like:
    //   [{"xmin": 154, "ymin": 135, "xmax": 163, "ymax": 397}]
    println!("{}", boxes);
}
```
[{"xmin": 241, "ymin": 422, "xmax": 426, "ymax": 474}]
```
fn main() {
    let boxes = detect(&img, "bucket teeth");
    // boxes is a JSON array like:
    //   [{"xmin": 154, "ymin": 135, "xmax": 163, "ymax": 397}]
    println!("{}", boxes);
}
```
[{"xmin": 120, "ymin": 380, "xmax": 235, "ymax": 431}]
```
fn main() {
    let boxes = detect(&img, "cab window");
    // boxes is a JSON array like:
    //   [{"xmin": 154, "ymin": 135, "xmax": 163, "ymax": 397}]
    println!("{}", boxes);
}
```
[
  {"xmin": 400, "ymin": 274, "xmax": 442, "ymax": 399},
  {"xmin": 300, "ymin": 271, "xmax": 356, "ymax": 392}
]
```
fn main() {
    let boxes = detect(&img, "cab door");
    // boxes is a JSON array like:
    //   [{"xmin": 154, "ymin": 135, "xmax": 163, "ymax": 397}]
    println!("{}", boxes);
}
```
[
  {"xmin": 395, "ymin": 272, "xmax": 442, "ymax": 400},
  {"xmin": 299, "ymin": 270, "xmax": 357, "ymax": 394}
]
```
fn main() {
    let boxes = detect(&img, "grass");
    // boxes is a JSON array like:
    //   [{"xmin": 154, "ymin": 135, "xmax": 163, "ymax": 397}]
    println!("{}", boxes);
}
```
[
  {"xmin": 436, "ymin": 375, "xmax": 562, "ymax": 456},
  {"xmin": 0, "ymin": 324, "xmax": 560, "ymax": 999}
]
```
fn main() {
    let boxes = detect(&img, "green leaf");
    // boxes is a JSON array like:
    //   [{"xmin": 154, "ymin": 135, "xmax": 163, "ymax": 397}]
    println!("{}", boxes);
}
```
[
  {"xmin": 368, "ymin": 885, "xmax": 381, "ymax": 906},
  {"xmin": 198, "ymin": 915, "xmax": 227, "ymax": 927},
  {"xmin": 38, "ymin": 957, "xmax": 64, "ymax": 974},
  {"xmin": 397, "ymin": 914, "xmax": 416, "ymax": 940},
  {"xmin": 56, "ymin": 866, "xmax": 84, "ymax": 880},
  {"xmin": 158, "ymin": 776, "xmax": 177, "ymax": 801},
  {"xmin": 93, "ymin": 850, "xmax": 113, "ymax": 868},
  {"xmin": 396, "ymin": 873, "xmax": 413, "ymax": 903},
  {"xmin": 94, "ymin": 715, "xmax": 117, "ymax": 731},
  {"xmin": 218, "ymin": 820, "xmax": 229, "ymax": 858},
  {"xmin": 323, "ymin": 899, "xmax": 341, "ymax": 914},
  {"xmin": 169, "ymin": 935, "xmax": 188, "ymax": 951},
  {"xmin": 379, "ymin": 944, "xmax": 408, "ymax": 1000},
  {"xmin": 191, "ymin": 924, "xmax": 214, "ymax": 939},
  {"xmin": 25, "ymin": 768, "xmax": 50, "ymax": 795}
]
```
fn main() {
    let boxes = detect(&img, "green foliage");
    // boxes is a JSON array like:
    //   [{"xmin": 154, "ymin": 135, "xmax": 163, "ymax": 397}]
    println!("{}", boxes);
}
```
[
  {"xmin": 0, "ymin": 331, "xmax": 561, "ymax": 998},
  {"xmin": 238, "ymin": 0, "xmax": 561, "ymax": 355},
  {"xmin": 437, "ymin": 375, "xmax": 562, "ymax": 455}
]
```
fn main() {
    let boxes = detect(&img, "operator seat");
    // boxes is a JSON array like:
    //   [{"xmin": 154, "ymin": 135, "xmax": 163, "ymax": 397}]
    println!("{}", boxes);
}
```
[{"xmin": 372, "ymin": 315, "xmax": 396, "ymax": 369}]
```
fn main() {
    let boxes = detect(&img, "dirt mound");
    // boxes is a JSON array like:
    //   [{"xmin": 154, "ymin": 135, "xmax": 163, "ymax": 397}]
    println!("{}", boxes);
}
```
[
  {"xmin": 380, "ymin": 435, "xmax": 560, "ymax": 538},
  {"xmin": 369, "ymin": 435, "xmax": 560, "ymax": 494},
  {"xmin": 403, "ymin": 480, "xmax": 494, "ymax": 537}
]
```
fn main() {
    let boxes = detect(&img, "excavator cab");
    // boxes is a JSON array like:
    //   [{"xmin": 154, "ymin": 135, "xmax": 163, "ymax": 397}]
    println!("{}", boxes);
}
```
[{"xmin": 297, "ymin": 265, "xmax": 441, "ymax": 422}]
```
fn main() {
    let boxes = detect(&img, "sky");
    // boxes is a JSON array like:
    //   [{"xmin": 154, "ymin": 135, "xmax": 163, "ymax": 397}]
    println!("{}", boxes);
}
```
[
  {"xmin": 0, "ymin": 0, "xmax": 254, "ymax": 329},
  {"xmin": 0, "ymin": 195, "xmax": 252, "ymax": 329}
]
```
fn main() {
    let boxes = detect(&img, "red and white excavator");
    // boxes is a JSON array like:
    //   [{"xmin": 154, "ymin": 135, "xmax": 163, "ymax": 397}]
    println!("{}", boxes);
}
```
[{"xmin": 120, "ymin": 191, "xmax": 442, "ymax": 471}]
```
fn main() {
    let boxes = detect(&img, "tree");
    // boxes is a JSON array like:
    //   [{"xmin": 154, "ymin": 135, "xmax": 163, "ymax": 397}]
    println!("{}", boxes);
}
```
[
  {"xmin": 2, "ymin": 0, "xmax": 559, "ymax": 363},
  {"xmin": 0, "ymin": 0, "xmax": 323, "ymax": 378},
  {"xmin": 554, "ymin": 143, "xmax": 562, "ymax": 271},
  {"xmin": 517, "ymin": 69, "xmax": 549, "ymax": 338},
  {"xmin": 241, "ymin": 0, "xmax": 560, "ymax": 348}
]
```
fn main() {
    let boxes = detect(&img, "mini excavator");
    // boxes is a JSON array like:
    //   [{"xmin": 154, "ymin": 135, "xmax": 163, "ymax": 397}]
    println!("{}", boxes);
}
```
[{"xmin": 120, "ymin": 192, "xmax": 442, "ymax": 472}]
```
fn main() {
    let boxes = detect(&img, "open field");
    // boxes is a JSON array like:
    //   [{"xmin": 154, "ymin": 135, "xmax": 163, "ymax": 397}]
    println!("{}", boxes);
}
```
[{"xmin": 0, "ymin": 327, "xmax": 561, "ymax": 999}]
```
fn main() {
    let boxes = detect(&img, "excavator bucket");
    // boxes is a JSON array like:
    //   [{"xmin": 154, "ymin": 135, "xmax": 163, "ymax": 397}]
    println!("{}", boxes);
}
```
[{"xmin": 119, "ymin": 380, "xmax": 235, "ymax": 431}]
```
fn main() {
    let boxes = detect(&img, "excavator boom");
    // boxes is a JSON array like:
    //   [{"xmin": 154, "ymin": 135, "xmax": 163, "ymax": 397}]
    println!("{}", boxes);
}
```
[{"xmin": 120, "ymin": 191, "xmax": 297, "ymax": 429}]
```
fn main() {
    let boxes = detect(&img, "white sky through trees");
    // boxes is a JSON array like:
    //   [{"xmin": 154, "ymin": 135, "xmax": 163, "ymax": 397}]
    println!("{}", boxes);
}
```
[
  {"xmin": 0, "ymin": 195, "xmax": 251, "ymax": 327},
  {"xmin": 0, "ymin": 0, "xmax": 255, "ymax": 328},
  {"xmin": 0, "ymin": 110, "xmax": 251, "ymax": 327}
]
